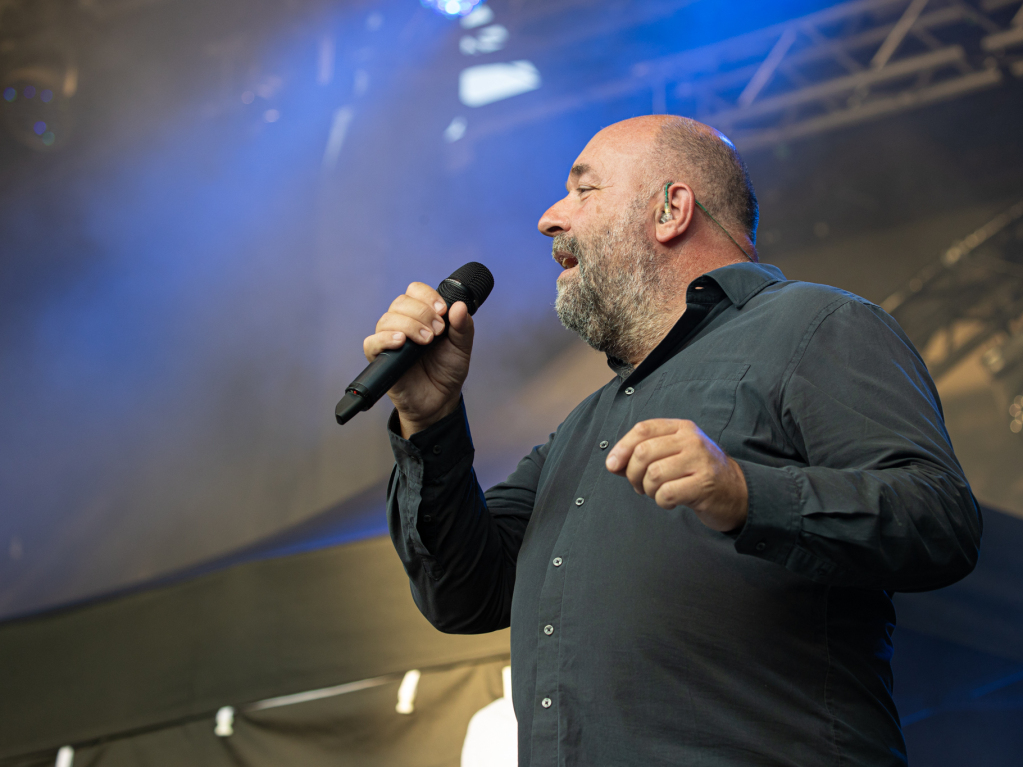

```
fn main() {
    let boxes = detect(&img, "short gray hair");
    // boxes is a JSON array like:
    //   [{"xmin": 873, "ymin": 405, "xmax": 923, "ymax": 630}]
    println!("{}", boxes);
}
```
[{"xmin": 653, "ymin": 117, "xmax": 759, "ymax": 244}]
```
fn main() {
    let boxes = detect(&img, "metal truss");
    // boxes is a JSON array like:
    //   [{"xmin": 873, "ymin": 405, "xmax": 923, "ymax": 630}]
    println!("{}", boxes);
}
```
[
  {"xmin": 881, "ymin": 199, "xmax": 1023, "ymax": 432},
  {"xmin": 471, "ymin": 0, "xmax": 1023, "ymax": 151}
]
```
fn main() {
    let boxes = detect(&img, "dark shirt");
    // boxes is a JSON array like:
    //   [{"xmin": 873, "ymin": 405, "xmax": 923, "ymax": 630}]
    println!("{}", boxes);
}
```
[{"xmin": 386, "ymin": 262, "xmax": 981, "ymax": 767}]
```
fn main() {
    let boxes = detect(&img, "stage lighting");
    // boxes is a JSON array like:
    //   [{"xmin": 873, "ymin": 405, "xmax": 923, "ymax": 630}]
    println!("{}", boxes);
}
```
[
  {"xmin": 459, "ymin": 61, "xmax": 540, "ymax": 107},
  {"xmin": 422, "ymin": 0, "xmax": 484, "ymax": 19}
]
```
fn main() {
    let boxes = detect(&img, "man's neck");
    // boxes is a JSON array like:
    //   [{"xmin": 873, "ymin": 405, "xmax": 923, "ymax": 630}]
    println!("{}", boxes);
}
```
[
  {"xmin": 627, "ymin": 303, "xmax": 687, "ymax": 367},
  {"xmin": 626, "ymin": 254, "xmax": 745, "ymax": 366}
]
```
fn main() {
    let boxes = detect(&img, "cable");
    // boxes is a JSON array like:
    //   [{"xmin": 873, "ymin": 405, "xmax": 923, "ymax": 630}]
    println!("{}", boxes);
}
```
[{"xmin": 663, "ymin": 182, "xmax": 754, "ymax": 262}]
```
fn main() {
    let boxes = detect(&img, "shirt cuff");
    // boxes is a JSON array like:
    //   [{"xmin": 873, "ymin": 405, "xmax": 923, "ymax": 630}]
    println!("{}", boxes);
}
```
[
  {"xmin": 732, "ymin": 460, "xmax": 837, "ymax": 582},
  {"xmin": 387, "ymin": 397, "xmax": 475, "ymax": 484}
]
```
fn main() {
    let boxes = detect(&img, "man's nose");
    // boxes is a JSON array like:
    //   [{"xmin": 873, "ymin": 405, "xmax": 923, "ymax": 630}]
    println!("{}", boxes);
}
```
[{"xmin": 538, "ymin": 200, "xmax": 569, "ymax": 238}]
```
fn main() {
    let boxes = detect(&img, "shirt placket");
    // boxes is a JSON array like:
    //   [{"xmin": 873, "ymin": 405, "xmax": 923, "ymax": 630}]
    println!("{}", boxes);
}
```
[{"xmin": 527, "ymin": 379, "xmax": 646, "ymax": 766}]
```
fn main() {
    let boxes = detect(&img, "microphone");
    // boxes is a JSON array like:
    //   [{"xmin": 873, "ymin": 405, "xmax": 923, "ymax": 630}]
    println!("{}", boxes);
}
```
[{"xmin": 335, "ymin": 262, "xmax": 494, "ymax": 425}]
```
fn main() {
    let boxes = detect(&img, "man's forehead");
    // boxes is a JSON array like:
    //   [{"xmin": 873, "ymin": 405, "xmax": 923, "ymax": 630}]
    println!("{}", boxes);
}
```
[
  {"xmin": 564, "ymin": 126, "xmax": 656, "ymax": 188},
  {"xmin": 562, "ymin": 154, "xmax": 633, "ymax": 191},
  {"xmin": 563, "ymin": 140, "xmax": 616, "ymax": 188}
]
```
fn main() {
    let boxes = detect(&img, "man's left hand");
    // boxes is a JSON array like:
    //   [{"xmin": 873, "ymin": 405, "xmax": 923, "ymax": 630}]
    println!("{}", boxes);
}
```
[{"xmin": 605, "ymin": 419, "xmax": 748, "ymax": 533}]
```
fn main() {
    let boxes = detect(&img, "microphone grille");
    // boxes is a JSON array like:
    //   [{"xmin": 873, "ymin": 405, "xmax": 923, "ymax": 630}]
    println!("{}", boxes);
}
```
[{"xmin": 448, "ymin": 262, "xmax": 494, "ymax": 307}]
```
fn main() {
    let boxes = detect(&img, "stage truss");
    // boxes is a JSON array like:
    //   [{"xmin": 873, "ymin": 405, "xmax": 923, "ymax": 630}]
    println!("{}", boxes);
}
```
[
  {"xmin": 470, "ymin": 0, "xmax": 1023, "ymax": 151},
  {"xmin": 882, "ymin": 199, "xmax": 1023, "ymax": 434}
]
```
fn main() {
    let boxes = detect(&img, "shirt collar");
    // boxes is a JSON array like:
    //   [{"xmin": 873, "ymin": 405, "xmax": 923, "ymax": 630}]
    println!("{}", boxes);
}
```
[{"xmin": 701, "ymin": 260, "xmax": 785, "ymax": 308}]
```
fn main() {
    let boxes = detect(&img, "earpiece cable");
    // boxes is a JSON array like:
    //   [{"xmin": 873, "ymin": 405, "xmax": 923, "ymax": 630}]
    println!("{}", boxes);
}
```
[{"xmin": 664, "ymin": 181, "xmax": 754, "ymax": 262}]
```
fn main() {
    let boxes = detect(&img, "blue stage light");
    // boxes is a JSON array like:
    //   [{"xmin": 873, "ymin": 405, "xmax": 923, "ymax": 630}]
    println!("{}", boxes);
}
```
[{"xmin": 421, "ymin": 0, "xmax": 483, "ymax": 19}]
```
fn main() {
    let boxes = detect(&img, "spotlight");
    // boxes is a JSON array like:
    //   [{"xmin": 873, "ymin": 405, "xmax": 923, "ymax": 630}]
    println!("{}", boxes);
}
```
[{"xmin": 422, "ymin": 0, "xmax": 484, "ymax": 19}]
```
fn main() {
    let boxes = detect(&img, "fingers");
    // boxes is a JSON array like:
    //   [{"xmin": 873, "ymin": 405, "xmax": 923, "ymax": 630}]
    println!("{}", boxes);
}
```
[
  {"xmin": 607, "ymin": 418, "xmax": 704, "ymax": 500},
  {"xmin": 383, "ymin": 293, "xmax": 446, "ymax": 337},
  {"xmin": 445, "ymin": 301, "xmax": 474, "ymax": 354},
  {"xmin": 405, "ymin": 281, "xmax": 450, "ymax": 336},
  {"xmin": 604, "ymin": 417, "xmax": 748, "ymax": 529},
  {"xmin": 375, "ymin": 309, "xmax": 438, "ymax": 347},
  {"xmin": 653, "ymin": 475, "xmax": 702, "ymax": 511},
  {"xmin": 655, "ymin": 464, "xmax": 749, "ymax": 531},
  {"xmin": 606, "ymin": 419, "xmax": 687, "ymax": 474},
  {"xmin": 619, "ymin": 434, "xmax": 681, "ymax": 492},
  {"xmin": 367, "ymin": 284, "xmax": 446, "ymax": 355},
  {"xmin": 363, "ymin": 329, "xmax": 408, "ymax": 362},
  {"xmin": 363, "ymin": 282, "xmax": 475, "ymax": 363},
  {"xmin": 640, "ymin": 450, "xmax": 703, "ymax": 499},
  {"xmin": 405, "ymin": 281, "xmax": 447, "ymax": 316}
]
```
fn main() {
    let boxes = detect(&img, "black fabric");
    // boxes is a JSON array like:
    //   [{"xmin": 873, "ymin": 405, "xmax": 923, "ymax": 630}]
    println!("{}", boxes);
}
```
[
  {"xmin": 61, "ymin": 660, "xmax": 507, "ymax": 767},
  {"xmin": 0, "ymin": 536, "xmax": 508, "ymax": 760},
  {"xmin": 0, "ymin": 660, "xmax": 507, "ymax": 767},
  {"xmin": 386, "ymin": 261, "xmax": 982, "ymax": 767}
]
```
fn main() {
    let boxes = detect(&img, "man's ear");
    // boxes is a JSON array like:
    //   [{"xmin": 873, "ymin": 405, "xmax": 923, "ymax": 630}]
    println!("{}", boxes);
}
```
[{"xmin": 654, "ymin": 182, "xmax": 696, "ymax": 244}]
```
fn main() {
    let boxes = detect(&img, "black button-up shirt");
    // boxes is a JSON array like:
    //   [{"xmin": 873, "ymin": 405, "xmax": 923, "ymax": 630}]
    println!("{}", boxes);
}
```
[{"xmin": 386, "ymin": 262, "xmax": 981, "ymax": 766}]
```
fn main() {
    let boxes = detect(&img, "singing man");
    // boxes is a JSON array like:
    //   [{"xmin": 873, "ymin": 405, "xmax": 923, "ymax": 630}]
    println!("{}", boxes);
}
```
[{"xmin": 363, "ymin": 115, "xmax": 981, "ymax": 766}]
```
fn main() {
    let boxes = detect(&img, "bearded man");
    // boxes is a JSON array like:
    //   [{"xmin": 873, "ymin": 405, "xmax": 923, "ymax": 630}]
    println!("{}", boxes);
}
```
[{"xmin": 364, "ymin": 115, "xmax": 981, "ymax": 766}]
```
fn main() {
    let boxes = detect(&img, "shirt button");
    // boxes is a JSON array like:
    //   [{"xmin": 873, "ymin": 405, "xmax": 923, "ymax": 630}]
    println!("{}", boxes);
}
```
[
  {"xmin": 624, "ymin": 386, "xmax": 635, "ymax": 395},
  {"xmin": 552, "ymin": 557, "xmax": 563, "ymax": 567},
  {"xmin": 756, "ymin": 541, "xmax": 767, "ymax": 552},
  {"xmin": 541, "ymin": 697, "xmax": 552, "ymax": 708},
  {"xmin": 543, "ymin": 624, "xmax": 554, "ymax": 635},
  {"xmin": 575, "ymin": 497, "xmax": 584, "ymax": 506},
  {"xmin": 432, "ymin": 445, "xmax": 442, "ymax": 455},
  {"xmin": 598, "ymin": 440, "xmax": 609, "ymax": 449}
]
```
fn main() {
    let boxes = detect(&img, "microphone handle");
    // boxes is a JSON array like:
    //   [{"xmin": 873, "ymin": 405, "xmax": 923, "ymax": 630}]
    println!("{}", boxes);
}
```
[
  {"xmin": 336, "ymin": 341, "xmax": 429, "ymax": 425},
  {"xmin": 335, "ymin": 278, "xmax": 474, "ymax": 425}
]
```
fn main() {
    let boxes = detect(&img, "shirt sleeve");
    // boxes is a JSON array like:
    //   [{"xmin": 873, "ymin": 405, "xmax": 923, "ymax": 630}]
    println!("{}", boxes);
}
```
[
  {"xmin": 386, "ymin": 397, "xmax": 546, "ymax": 633},
  {"xmin": 733, "ymin": 297, "xmax": 982, "ymax": 591}
]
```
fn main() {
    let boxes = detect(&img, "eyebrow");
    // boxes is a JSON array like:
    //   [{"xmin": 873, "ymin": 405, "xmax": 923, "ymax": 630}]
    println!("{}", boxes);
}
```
[{"xmin": 566, "ymin": 163, "xmax": 595, "ymax": 190}]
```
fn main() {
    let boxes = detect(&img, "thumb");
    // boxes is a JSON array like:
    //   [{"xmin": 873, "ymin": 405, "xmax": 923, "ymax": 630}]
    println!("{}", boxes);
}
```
[{"xmin": 446, "ymin": 301, "xmax": 474, "ymax": 353}]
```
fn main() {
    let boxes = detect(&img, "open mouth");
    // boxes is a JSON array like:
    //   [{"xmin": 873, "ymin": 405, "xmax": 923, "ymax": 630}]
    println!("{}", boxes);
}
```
[{"xmin": 554, "ymin": 251, "xmax": 579, "ymax": 270}]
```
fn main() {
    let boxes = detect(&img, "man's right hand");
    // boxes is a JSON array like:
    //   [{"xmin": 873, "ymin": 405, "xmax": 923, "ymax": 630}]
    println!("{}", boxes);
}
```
[{"xmin": 362, "ymin": 281, "xmax": 474, "ymax": 438}]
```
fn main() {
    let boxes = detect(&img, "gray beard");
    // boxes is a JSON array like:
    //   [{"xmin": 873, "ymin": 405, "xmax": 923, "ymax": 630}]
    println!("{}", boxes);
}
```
[{"xmin": 554, "ymin": 214, "xmax": 670, "ymax": 365}]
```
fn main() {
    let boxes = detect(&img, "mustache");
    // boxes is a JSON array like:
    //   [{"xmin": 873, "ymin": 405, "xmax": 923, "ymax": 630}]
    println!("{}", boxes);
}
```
[{"xmin": 552, "ymin": 234, "xmax": 584, "ymax": 261}]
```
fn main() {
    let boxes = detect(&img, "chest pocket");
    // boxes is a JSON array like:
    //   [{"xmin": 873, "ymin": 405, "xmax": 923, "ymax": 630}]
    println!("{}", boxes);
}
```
[{"xmin": 643, "ymin": 362, "xmax": 750, "ymax": 444}]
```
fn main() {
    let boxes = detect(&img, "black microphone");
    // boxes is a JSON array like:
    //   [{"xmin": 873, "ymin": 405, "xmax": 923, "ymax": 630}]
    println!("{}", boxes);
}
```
[{"xmin": 335, "ymin": 262, "xmax": 494, "ymax": 425}]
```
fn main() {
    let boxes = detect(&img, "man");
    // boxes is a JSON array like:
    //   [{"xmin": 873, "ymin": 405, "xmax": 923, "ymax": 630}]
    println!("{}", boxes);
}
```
[{"xmin": 364, "ymin": 115, "xmax": 981, "ymax": 765}]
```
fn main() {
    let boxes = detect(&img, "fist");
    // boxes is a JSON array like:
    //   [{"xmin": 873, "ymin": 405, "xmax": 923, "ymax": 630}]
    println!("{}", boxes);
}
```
[
  {"xmin": 605, "ymin": 419, "xmax": 748, "ymax": 532},
  {"xmin": 362, "ymin": 281, "xmax": 474, "ymax": 437}
]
